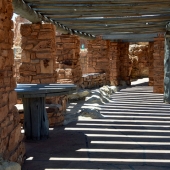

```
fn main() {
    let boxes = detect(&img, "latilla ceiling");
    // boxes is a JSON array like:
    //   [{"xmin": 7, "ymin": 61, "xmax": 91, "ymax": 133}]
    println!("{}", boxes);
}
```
[{"xmin": 13, "ymin": 0, "xmax": 170, "ymax": 41}]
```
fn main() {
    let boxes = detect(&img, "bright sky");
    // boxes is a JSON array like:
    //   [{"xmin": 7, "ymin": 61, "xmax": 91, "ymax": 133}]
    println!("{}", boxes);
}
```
[{"xmin": 12, "ymin": 13, "xmax": 18, "ymax": 20}]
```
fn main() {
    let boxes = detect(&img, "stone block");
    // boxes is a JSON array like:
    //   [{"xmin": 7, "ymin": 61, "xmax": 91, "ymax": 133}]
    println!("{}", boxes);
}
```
[
  {"xmin": 38, "ymin": 31, "xmax": 54, "ymax": 40},
  {"xmin": 153, "ymin": 86, "xmax": 164, "ymax": 93},
  {"xmin": 154, "ymin": 78, "xmax": 164, "ymax": 86},
  {"xmin": 21, "ymin": 50, "xmax": 31, "ymax": 63},
  {"xmin": 9, "ymin": 91, "xmax": 17, "ymax": 111},
  {"xmin": 33, "ymin": 40, "xmax": 55, "ymax": 52},
  {"xmin": 0, "ymin": 105, "xmax": 8, "ymax": 122},
  {"xmin": 8, "ymin": 125, "xmax": 21, "ymax": 152},
  {"xmin": 36, "ymin": 53, "xmax": 53, "ymax": 59},
  {"xmin": 40, "ymin": 59, "xmax": 53, "ymax": 74},
  {"xmin": 20, "ymin": 24, "xmax": 32, "ymax": 36}
]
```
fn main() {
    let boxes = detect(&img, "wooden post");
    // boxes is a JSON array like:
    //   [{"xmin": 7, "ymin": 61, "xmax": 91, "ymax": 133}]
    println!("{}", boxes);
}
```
[
  {"xmin": 23, "ymin": 97, "xmax": 49, "ymax": 140},
  {"xmin": 164, "ymin": 25, "xmax": 170, "ymax": 103}
]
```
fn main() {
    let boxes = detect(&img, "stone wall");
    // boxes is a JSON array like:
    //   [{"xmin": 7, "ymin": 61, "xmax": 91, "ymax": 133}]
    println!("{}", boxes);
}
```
[
  {"xmin": 120, "ymin": 42, "xmax": 130, "ymax": 84},
  {"xmin": 18, "ymin": 23, "xmax": 57, "ymax": 84},
  {"xmin": 55, "ymin": 35, "xmax": 82, "ymax": 85},
  {"xmin": 80, "ymin": 49, "xmax": 88, "ymax": 74},
  {"xmin": 148, "ymin": 42, "xmax": 154, "ymax": 86},
  {"xmin": 13, "ymin": 16, "xmax": 30, "ymax": 81},
  {"xmin": 108, "ymin": 42, "xmax": 130, "ymax": 86},
  {"xmin": 153, "ymin": 37, "xmax": 164, "ymax": 93},
  {"xmin": 108, "ymin": 42, "xmax": 120, "ymax": 86},
  {"xmin": 0, "ymin": 0, "xmax": 25, "ymax": 163},
  {"xmin": 81, "ymin": 73, "xmax": 107, "ymax": 89},
  {"xmin": 86, "ymin": 38, "xmax": 109, "ymax": 77},
  {"xmin": 129, "ymin": 43, "xmax": 149, "ymax": 79},
  {"xmin": 13, "ymin": 16, "xmax": 30, "ymax": 48}
]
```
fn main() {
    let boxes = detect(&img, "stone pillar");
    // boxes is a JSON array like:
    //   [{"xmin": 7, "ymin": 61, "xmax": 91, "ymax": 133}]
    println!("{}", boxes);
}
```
[
  {"xmin": 164, "ymin": 28, "xmax": 170, "ymax": 103},
  {"xmin": 0, "ymin": 0, "xmax": 25, "ymax": 163},
  {"xmin": 80, "ymin": 49, "xmax": 88, "ymax": 74},
  {"xmin": 108, "ymin": 42, "xmax": 120, "ymax": 86},
  {"xmin": 18, "ymin": 23, "xmax": 57, "ymax": 84},
  {"xmin": 55, "ymin": 35, "xmax": 82, "ymax": 85},
  {"xmin": 86, "ymin": 37, "xmax": 110, "ymax": 83},
  {"xmin": 153, "ymin": 36, "xmax": 164, "ymax": 93},
  {"xmin": 148, "ymin": 42, "xmax": 154, "ymax": 86},
  {"xmin": 119, "ymin": 42, "xmax": 130, "ymax": 85}
]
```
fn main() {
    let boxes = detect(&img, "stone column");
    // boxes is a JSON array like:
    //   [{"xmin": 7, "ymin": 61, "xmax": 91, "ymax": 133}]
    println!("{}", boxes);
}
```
[
  {"xmin": 18, "ymin": 23, "xmax": 57, "ymax": 84},
  {"xmin": 80, "ymin": 48, "xmax": 88, "ymax": 74},
  {"xmin": 153, "ymin": 35, "xmax": 164, "ymax": 93},
  {"xmin": 108, "ymin": 42, "xmax": 120, "ymax": 86},
  {"xmin": 164, "ymin": 27, "xmax": 170, "ymax": 102},
  {"xmin": 0, "ymin": 0, "xmax": 25, "ymax": 163},
  {"xmin": 55, "ymin": 35, "xmax": 82, "ymax": 85},
  {"xmin": 148, "ymin": 42, "xmax": 154, "ymax": 86},
  {"xmin": 119, "ymin": 42, "xmax": 130, "ymax": 85},
  {"xmin": 86, "ymin": 37, "xmax": 110, "ymax": 82}
]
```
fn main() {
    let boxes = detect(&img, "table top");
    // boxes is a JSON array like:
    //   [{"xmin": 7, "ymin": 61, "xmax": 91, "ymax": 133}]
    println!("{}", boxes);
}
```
[{"xmin": 15, "ymin": 84, "xmax": 77, "ymax": 98}]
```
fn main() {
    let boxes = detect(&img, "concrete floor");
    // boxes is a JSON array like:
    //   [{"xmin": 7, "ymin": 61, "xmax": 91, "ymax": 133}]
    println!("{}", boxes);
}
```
[{"xmin": 22, "ymin": 78, "xmax": 170, "ymax": 170}]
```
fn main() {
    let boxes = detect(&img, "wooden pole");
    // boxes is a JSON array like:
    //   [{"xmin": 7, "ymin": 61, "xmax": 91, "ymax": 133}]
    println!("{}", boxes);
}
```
[{"xmin": 164, "ymin": 23, "xmax": 170, "ymax": 103}]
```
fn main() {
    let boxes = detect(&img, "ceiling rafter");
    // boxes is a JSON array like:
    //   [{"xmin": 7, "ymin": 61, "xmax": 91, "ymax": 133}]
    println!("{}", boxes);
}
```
[
  {"xmin": 13, "ymin": 0, "xmax": 170, "ymax": 42},
  {"xmin": 13, "ymin": 0, "xmax": 96, "ymax": 40}
]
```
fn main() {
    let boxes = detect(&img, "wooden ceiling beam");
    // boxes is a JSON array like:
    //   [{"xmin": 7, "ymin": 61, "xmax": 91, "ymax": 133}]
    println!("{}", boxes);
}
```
[
  {"xmin": 30, "ymin": 3, "xmax": 170, "ymax": 9},
  {"xmin": 24, "ymin": 0, "xmax": 170, "ymax": 4},
  {"xmin": 13, "ymin": 0, "xmax": 96, "ymax": 39},
  {"xmin": 102, "ymin": 33, "xmax": 159, "ymax": 40},
  {"xmin": 43, "ymin": 10, "xmax": 170, "ymax": 18}
]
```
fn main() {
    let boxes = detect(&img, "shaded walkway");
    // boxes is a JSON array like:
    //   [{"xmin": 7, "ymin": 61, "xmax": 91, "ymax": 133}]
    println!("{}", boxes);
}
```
[{"xmin": 22, "ymin": 79, "xmax": 170, "ymax": 170}]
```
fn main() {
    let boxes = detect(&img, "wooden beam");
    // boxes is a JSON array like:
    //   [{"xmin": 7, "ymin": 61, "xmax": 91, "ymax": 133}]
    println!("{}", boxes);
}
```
[
  {"xmin": 102, "ymin": 33, "xmax": 159, "ymax": 40},
  {"xmin": 164, "ymin": 24, "xmax": 170, "ymax": 102},
  {"xmin": 13, "ymin": 0, "xmax": 96, "ymax": 39},
  {"xmin": 24, "ymin": 0, "xmax": 170, "ymax": 4}
]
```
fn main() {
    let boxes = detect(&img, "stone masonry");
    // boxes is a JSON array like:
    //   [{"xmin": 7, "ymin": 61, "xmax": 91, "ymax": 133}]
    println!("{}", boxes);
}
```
[
  {"xmin": 148, "ymin": 42, "xmax": 154, "ymax": 86},
  {"xmin": 153, "ymin": 36, "xmax": 164, "ymax": 93},
  {"xmin": 119, "ymin": 42, "xmax": 130, "ymax": 84},
  {"xmin": 18, "ymin": 23, "xmax": 57, "ymax": 84},
  {"xmin": 108, "ymin": 42, "xmax": 130, "ymax": 86},
  {"xmin": 108, "ymin": 42, "xmax": 120, "ymax": 86},
  {"xmin": 17, "ymin": 24, "xmax": 70, "ymax": 127},
  {"xmin": 129, "ymin": 43, "xmax": 150, "ymax": 80},
  {"xmin": 81, "ymin": 73, "xmax": 107, "ymax": 89},
  {"xmin": 0, "ymin": 0, "xmax": 25, "ymax": 163},
  {"xmin": 80, "ymin": 49, "xmax": 88, "ymax": 74},
  {"xmin": 55, "ymin": 35, "xmax": 82, "ymax": 85},
  {"xmin": 86, "ymin": 37, "xmax": 110, "ymax": 80}
]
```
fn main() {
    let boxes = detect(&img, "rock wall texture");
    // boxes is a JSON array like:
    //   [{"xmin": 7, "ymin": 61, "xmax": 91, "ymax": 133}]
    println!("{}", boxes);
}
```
[
  {"xmin": 148, "ymin": 42, "xmax": 154, "ymax": 86},
  {"xmin": 80, "ymin": 49, "xmax": 88, "ymax": 74},
  {"xmin": 46, "ymin": 95, "xmax": 68, "ymax": 127},
  {"xmin": 80, "ymin": 40, "xmax": 130, "ymax": 86},
  {"xmin": 55, "ymin": 35, "xmax": 82, "ymax": 85},
  {"xmin": 13, "ymin": 16, "xmax": 30, "ymax": 48},
  {"xmin": 86, "ymin": 38, "xmax": 110, "ymax": 77},
  {"xmin": 108, "ymin": 42, "xmax": 130, "ymax": 86},
  {"xmin": 0, "ymin": 0, "xmax": 25, "ymax": 163},
  {"xmin": 81, "ymin": 73, "xmax": 107, "ymax": 89},
  {"xmin": 119, "ymin": 42, "xmax": 130, "ymax": 84},
  {"xmin": 129, "ymin": 43, "xmax": 149, "ymax": 79},
  {"xmin": 153, "ymin": 37, "xmax": 164, "ymax": 93},
  {"xmin": 18, "ymin": 23, "xmax": 57, "ymax": 84},
  {"xmin": 108, "ymin": 42, "xmax": 121, "ymax": 86},
  {"xmin": 13, "ymin": 16, "xmax": 30, "ymax": 81}
]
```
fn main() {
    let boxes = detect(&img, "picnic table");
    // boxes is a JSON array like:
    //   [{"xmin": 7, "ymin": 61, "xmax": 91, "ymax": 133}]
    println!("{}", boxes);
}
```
[{"xmin": 15, "ymin": 84, "xmax": 77, "ymax": 140}]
